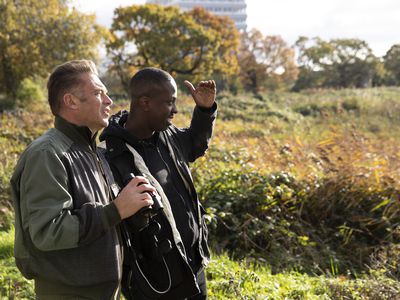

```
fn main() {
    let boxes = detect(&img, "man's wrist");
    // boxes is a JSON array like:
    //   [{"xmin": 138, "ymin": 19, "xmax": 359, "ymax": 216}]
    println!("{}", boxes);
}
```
[
  {"xmin": 197, "ymin": 102, "xmax": 217, "ymax": 112},
  {"xmin": 100, "ymin": 202, "xmax": 122, "ymax": 229}
]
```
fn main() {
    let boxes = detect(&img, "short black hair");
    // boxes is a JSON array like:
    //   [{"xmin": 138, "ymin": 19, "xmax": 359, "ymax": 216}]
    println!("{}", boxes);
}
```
[{"xmin": 129, "ymin": 67, "xmax": 173, "ymax": 101}]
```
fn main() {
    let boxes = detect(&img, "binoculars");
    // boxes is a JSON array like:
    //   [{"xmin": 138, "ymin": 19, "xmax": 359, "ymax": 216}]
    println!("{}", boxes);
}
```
[
  {"xmin": 119, "ymin": 173, "xmax": 173, "ymax": 297},
  {"xmin": 123, "ymin": 173, "xmax": 164, "ymax": 231}
]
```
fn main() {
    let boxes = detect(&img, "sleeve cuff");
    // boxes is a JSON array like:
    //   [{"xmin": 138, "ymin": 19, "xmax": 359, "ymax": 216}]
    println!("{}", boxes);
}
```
[
  {"xmin": 100, "ymin": 202, "xmax": 122, "ymax": 230},
  {"xmin": 196, "ymin": 102, "xmax": 217, "ymax": 113}
]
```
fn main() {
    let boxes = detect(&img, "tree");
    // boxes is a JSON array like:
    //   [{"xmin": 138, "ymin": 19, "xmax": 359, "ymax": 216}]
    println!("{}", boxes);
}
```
[
  {"xmin": 238, "ymin": 29, "xmax": 298, "ymax": 93},
  {"xmin": 107, "ymin": 4, "xmax": 239, "ymax": 90},
  {"xmin": 384, "ymin": 44, "xmax": 400, "ymax": 85},
  {"xmin": 328, "ymin": 39, "xmax": 380, "ymax": 88},
  {"xmin": 238, "ymin": 30, "xmax": 266, "ymax": 94},
  {"xmin": 0, "ymin": 0, "xmax": 105, "ymax": 101},
  {"xmin": 293, "ymin": 37, "xmax": 381, "ymax": 90},
  {"xmin": 187, "ymin": 7, "xmax": 240, "ymax": 90}
]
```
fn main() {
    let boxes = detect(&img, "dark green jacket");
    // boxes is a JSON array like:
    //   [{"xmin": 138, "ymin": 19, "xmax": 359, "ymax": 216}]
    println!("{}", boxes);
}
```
[{"xmin": 11, "ymin": 116, "xmax": 122, "ymax": 299}]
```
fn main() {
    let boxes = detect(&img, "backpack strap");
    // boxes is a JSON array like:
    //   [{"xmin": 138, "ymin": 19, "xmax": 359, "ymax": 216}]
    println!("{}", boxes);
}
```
[{"xmin": 104, "ymin": 136, "xmax": 142, "ymax": 186}]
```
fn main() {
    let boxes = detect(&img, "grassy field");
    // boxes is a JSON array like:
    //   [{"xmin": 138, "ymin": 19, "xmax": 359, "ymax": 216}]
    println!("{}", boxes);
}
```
[{"xmin": 1, "ymin": 87, "xmax": 400, "ymax": 299}]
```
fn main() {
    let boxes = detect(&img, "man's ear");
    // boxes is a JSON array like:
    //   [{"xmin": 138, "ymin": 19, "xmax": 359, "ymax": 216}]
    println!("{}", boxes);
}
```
[
  {"xmin": 63, "ymin": 93, "xmax": 79, "ymax": 110},
  {"xmin": 139, "ymin": 96, "xmax": 151, "ymax": 112}
]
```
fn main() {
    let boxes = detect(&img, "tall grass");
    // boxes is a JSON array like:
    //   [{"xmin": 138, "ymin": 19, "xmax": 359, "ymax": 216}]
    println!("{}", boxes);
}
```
[
  {"xmin": 1, "ymin": 87, "xmax": 400, "ymax": 298},
  {"xmin": 0, "ymin": 227, "xmax": 13, "ymax": 259},
  {"xmin": 189, "ymin": 87, "xmax": 400, "ymax": 276},
  {"xmin": 0, "ymin": 228, "xmax": 34, "ymax": 299},
  {"xmin": 207, "ymin": 253, "xmax": 400, "ymax": 299}
]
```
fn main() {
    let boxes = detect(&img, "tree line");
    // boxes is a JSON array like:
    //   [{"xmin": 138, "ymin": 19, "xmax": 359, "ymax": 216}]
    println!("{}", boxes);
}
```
[{"xmin": 1, "ymin": 1, "xmax": 400, "ymax": 107}]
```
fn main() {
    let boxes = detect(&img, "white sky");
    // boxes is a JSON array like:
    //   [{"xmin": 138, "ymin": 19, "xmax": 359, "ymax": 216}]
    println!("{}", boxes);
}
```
[{"xmin": 72, "ymin": 0, "xmax": 400, "ymax": 57}]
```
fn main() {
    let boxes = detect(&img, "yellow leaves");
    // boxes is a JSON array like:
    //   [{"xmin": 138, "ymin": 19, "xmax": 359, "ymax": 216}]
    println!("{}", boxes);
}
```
[
  {"xmin": 371, "ymin": 198, "xmax": 391, "ymax": 212},
  {"xmin": 297, "ymin": 235, "xmax": 317, "ymax": 247},
  {"xmin": 370, "ymin": 158, "xmax": 387, "ymax": 186},
  {"xmin": 293, "ymin": 135, "xmax": 303, "ymax": 148},
  {"xmin": 317, "ymin": 138, "xmax": 335, "ymax": 147},
  {"xmin": 338, "ymin": 224, "xmax": 356, "ymax": 245},
  {"xmin": 372, "ymin": 158, "xmax": 387, "ymax": 166},
  {"xmin": 373, "ymin": 169, "xmax": 381, "ymax": 185},
  {"xmin": 127, "ymin": 66, "xmax": 140, "ymax": 78}
]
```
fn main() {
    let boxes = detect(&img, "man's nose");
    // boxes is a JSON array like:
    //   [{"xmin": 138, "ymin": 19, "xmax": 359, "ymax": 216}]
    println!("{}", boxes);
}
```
[
  {"xmin": 103, "ymin": 94, "xmax": 113, "ymax": 105},
  {"xmin": 172, "ymin": 103, "xmax": 178, "ymax": 114}
]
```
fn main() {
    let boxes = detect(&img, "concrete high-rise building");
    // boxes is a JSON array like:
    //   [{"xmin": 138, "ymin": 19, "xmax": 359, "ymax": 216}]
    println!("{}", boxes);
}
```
[{"xmin": 146, "ymin": 0, "xmax": 247, "ymax": 31}]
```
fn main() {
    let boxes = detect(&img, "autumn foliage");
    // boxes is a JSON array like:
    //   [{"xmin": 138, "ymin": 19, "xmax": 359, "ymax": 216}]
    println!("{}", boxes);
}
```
[
  {"xmin": 239, "ymin": 29, "xmax": 299, "ymax": 93},
  {"xmin": 0, "ymin": 0, "xmax": 105, "ymax": 103},
  {"xmin": 107, "ymin": 4, "xmax": 240, "ymax": 90},
  {"xmin": 2, "ymin": 1, "xmax": 400, "ymax": 106}
]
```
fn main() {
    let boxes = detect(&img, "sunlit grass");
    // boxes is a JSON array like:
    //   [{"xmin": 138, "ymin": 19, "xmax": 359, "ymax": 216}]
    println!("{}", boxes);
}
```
[
  {"xmin": 2, "ymin": 87, "xmax": 400, "ymax": 298},
  {"xmin": 207, "ymin": 253, "xmax": 400, "ymax": 300},
  {"xmin": 0, "ymin": 228, "xmax": 13, "ymax": 259}
]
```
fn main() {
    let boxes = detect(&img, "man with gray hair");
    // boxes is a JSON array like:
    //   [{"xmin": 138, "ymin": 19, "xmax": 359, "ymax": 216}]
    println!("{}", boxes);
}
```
[{"xmin": 11, "ymin": 60, "xmax": 156, "ymax": 299}]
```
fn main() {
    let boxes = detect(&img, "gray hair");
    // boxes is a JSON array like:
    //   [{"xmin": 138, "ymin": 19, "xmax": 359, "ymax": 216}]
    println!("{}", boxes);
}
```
[{"xmin": 47, "ymin": 60, "xmax": 98, "ymax": 115}]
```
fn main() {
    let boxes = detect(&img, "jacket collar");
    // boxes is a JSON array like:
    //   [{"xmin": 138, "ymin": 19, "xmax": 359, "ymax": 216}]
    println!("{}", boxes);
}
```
[
  {"xmin": 110, "ymin": 111, "xmax": 160, "ymax": 148},
  {"xmin": 131, "ymin": 131, "xmax": 160, "ymax": 148},
  {"xmin": 54, "ymin": 116, "xmax": 97, "ymax": 151}
]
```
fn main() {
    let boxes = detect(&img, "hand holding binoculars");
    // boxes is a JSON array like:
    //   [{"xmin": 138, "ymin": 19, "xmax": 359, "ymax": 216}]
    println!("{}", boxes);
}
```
[{"xmin": 123, "ymin": 173, "xmax": 164, "ymax": 230}]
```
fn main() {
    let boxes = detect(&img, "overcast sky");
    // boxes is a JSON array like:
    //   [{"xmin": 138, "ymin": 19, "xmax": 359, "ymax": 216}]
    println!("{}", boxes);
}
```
[{"xmin": 72, "ymin": 0, "xmax": 400, "ymax": 57}]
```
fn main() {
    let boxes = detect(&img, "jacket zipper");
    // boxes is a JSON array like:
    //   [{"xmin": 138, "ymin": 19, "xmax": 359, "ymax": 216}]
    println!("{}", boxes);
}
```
[{"xmin": 91, "ymin": 150, "xmax": 123, "ymax": 280}]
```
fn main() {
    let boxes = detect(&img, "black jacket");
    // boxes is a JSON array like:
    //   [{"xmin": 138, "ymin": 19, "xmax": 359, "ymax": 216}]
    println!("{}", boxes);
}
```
[{"xmin": 100, "ymin": 104, "xmax": 217, "ymax": 299}]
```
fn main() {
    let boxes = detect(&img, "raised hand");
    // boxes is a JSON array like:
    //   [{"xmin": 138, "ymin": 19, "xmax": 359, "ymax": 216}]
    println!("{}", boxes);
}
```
[{"xmin": 184, "ymin": 80, "xmax": 216, "ymax": 109}]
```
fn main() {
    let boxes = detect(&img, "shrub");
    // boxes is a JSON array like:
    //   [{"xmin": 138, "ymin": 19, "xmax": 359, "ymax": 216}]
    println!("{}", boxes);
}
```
[
  {"xmin": 294, "ymin": 103, "xmax": 321, "ymax": 117},
  {"xmin": 197, "ymin": 157, "xmax": 317, "ymax": 272},
  {"xmin": 0, "ymin": 95, "xmax": 15, "ymax": 112},
  {"xmin": 196, "ymin": 150, "xmax": 400, "ymax": 275},
  {"xmin": 16, "ymin": 78, "xmax": 45, "ymax": 109},
  {"xmin": 342, "ymin": 98, "xmax": 360, "ymax": 113}
]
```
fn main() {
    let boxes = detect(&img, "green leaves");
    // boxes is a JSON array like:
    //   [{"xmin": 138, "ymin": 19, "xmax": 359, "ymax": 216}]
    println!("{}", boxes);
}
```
[
  {"xmin": 384, "ymin": 44, "xmax": 400, "ymax": 85},
  {"xmin": 294, "ymin": 37, "xmax": 382, "ymax": 90},
  {"xmin": 0, "ymin": 0, "xmax": 105, "ymax": 104},
  {"xmin": 107, "ymin": 4, "xmax": 240, "ymax": 90}
]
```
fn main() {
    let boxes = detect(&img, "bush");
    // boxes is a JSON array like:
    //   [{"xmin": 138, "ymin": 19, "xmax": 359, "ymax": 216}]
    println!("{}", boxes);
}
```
[
  {"xmin": 369, "ymin": 242, "xmax": 400, "ymax": 280},
  {"xmin": 294, "ymin": 103, "xmax": 321, "ymax": 117},
  {"xmin": 196, "ymin": 150, "xmax": 400, "ymax": 275},
  {"xmin": 0, "ymin": 94, "xmax": 15, "ymax": 112},
  {"xmin": 200, "ymin": 167, "xmax": 318, "ymax": 272},
  {"xmin": 342, "ymin": 98, "xmax": 360, "ymax": 113},
  {"xmin": 16, "ymin": 78, "xmax": 45, "ymax": 109}
]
